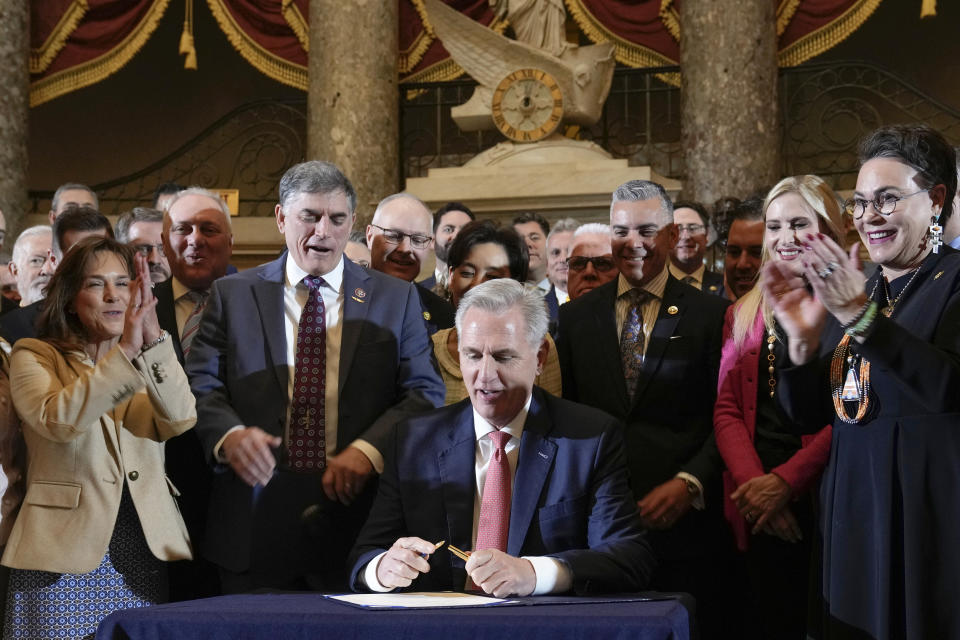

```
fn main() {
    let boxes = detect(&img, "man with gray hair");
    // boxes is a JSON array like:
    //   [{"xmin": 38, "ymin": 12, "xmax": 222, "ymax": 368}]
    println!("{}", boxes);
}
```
[
  {"xmin": 557, "ymin": 179, "xmax": 732, "ymax": 638},
  {"xmin": 116, "ymin": 207, "xmax": 171, "ymax": 284},
  {"xmin": 48, "ymin": 182, "xmax": 98, "ymax": 224},
  {"xmin": 566, "ymin": 223, "xmax": 617, "ymax": 300},
  {"xmin": 2, "ymin": 208, "xmax": 113, "ymax": 344},
  {"xmin": 543, "ymin": 217, "xmax": 579, "ymax": 324},
  {"xmin": 366, "ymin": 192, "xmax": 454, "ymax": 334},
  {"xmin": 349, "ymin": 279, "xmax": 654, "ymax": 596},
  {"xmin": 186, "ymin": 161, "xmax": 444, "ymax": 593}
]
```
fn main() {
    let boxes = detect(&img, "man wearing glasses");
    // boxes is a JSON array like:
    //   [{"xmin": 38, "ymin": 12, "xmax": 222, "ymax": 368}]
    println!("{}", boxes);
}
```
[
  {"xmin": 565, "ymin": 223, "xmax": 618, "ymax": 300},
  {"xmin": 366, "ymin": 193, "xmax": 454, "ymax": 335},
  {"xmin": 116, "ymin": 207, "xmax": 171, "ymax": 284},
  {"xmin": 668, "ymin": 201, "xmax": 724, "ymax": 295}
]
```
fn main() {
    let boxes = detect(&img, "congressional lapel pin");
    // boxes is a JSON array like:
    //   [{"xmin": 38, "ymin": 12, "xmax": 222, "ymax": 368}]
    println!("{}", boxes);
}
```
[
  {"xmin": 667, "ymin": 305, "xmax": 679, "ymax": 315},
  {"xmin": 351, "ymin": 287, "xmax": 367, "ymax": 304},
  {"xmin": 935, "ymin": 271, "xmax": 944, "ymax": 280},
  {"xmin": 708, "ymin": 285, "xmax": 718, "ymax": 292},
  {"xmin": 423, "ymin": 310, "xmax": 432, "ymax": 321}
]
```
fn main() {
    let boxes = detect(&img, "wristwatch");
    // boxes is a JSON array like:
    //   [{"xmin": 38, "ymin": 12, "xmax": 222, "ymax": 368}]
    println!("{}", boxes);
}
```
[{"xmin": 681, "ymin": 477, "xmax": 700, "ymax": 497}]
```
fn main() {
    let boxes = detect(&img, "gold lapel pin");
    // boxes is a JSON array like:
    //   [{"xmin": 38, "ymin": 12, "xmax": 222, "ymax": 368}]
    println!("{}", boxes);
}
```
[
  {"xmin": 423, "ymin": 311, "xmax": 432, "ymax": 321},
  {"xmin": 667, "ymin": 305, "xmax": 679, "ymax": 315},
  {"xmin": 935, "ymin": 271, "xmax": 944, "ymax": 280},
  {"xmin": 351, "ymin": 287, "xmax": 367, "ymax": 303}
]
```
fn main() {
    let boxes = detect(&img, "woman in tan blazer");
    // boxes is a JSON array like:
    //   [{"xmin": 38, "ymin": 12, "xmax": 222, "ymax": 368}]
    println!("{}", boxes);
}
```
[{"xmin": 1, "ymin": 237, "xmax": 195, "ymax": 638}]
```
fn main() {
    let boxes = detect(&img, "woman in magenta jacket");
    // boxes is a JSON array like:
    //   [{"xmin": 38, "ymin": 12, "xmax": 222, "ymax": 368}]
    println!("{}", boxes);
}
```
[{"xmin": 714, "ymin": 174, "xmax": 842, "ymax": 639}]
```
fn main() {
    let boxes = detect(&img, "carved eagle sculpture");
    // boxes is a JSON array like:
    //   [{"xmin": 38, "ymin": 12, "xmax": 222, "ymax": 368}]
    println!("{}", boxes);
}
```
[{"xmin": 422, "ymin": 0, "xmax": 615, "ymax": 133}]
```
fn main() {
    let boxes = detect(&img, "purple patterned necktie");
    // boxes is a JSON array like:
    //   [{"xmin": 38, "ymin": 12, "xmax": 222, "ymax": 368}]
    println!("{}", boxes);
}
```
[
  {"xmin": 288, "ymin": 275, "xmax": 327, "ymax": 473},
  {"xmin": 620, "ymin": 288, "xmax": 649, "ymax": 401}
]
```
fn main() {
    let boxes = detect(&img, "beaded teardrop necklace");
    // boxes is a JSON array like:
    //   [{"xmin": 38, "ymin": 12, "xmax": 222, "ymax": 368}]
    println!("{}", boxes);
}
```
[{"xmin": 829, "ymin": 267, "xmax": 922, "ymax": 423}]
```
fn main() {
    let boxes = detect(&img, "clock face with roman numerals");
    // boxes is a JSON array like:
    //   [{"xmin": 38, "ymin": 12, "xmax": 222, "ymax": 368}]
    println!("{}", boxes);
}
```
[{"xmin": 490, "ymin": 68, "xmax": 564, "ymax": 143}]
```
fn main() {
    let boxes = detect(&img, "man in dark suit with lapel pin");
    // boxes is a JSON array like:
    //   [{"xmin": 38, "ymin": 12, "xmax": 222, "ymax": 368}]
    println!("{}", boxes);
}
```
[
  {"xmin": 365, "ymin": 193, "xmax": 454, "ymax": 335},
  {"xmin": 152, "ymin": 187, "xmax": 234, "ymax": 599},
  {"xmin": 556, "ymin": 180, "xmax": 733, "ymax": 637},
  {"xmin": 670, "ymin": 201, "xmax": 725, "ymax": 297},
  {"xmin": 186, "ymin": 161, "xmax": 445, "ymax": 593},
  {"xmin": 349, "ymin": 279, "xmax": 654, "ymax": 596}
]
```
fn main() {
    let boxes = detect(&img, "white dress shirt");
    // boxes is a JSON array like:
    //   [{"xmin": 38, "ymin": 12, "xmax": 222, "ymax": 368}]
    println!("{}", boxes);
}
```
[{"xmin": 363, "ymin": 395, "xmax": 572, "ymax": 594}]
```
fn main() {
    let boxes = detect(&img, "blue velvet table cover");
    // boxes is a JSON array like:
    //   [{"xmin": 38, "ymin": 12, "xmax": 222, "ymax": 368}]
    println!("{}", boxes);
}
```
[{"xmin": 95, "ymin": 593, "xmax": 691, "ymax": 640}]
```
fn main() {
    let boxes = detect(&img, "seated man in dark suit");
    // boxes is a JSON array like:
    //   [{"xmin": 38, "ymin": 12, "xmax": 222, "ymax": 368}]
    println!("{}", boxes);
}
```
[
  {"xmin": 187, "ymin": 161, "xmax": 445, "ymax": 593},
  {"xmin": 366, "ymin": 193, "xmax": 454, "ymax": 334},
  {"xmin": 350, "ymin": 279, "xmax": 654, "ymax": 596}
]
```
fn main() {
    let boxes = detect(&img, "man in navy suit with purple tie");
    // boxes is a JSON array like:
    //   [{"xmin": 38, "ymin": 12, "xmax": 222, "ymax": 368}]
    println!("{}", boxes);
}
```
[{"xmin": 186, "ymin": 161, "xmax": 445, "ymax": 593}]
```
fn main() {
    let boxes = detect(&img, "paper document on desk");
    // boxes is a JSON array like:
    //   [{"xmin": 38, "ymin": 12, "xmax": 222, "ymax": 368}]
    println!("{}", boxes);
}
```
[{"xmin": 326, "ymin": 592, "xmax": 516, "ymax": 609}]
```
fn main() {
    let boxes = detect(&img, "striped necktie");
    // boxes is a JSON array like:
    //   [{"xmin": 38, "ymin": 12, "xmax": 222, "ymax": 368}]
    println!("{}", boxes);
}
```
[{"xmin": 180, "ymin": 289, "xmax": 209, "ymax": 357}]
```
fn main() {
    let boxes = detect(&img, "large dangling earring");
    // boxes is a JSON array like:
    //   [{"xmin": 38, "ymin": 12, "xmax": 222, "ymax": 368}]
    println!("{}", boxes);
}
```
[{"xmin": 929, "ymin": 213, "xmax": 944, "ymax": 254}]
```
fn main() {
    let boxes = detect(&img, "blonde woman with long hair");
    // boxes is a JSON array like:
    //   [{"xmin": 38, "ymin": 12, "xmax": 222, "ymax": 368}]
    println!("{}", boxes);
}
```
[{"xmin": 714, "ymin": 175, "xmax": 843, "ymax": 638}]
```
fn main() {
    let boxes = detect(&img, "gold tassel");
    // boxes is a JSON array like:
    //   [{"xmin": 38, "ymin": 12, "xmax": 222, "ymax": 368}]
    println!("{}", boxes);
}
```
[
  {"xmin": 921, "ymin": 0, "xmax": 937, "ymax": 17},
  {"xmin": 179, "ymin": 0, "xmax": 197, "ymax": 69}
]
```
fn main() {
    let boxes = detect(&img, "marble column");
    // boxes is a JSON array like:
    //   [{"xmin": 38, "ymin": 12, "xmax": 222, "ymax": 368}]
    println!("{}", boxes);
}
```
[
  {"xmin": 680, "ymin": 0, "xmax": 779, "ymax": 206},
  {"xmin": 0, "ymin": 0, "xmax": 30, "ymax": 239},
  {"xmin": 308, "ymin": 1, "xmax": 399, "ymax": 225}
]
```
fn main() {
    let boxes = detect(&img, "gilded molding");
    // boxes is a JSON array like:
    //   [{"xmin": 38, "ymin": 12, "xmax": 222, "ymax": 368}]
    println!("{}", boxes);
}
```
[{"xmin": 30, "ymin": 0, "xmax": 170, "ymax": 107}]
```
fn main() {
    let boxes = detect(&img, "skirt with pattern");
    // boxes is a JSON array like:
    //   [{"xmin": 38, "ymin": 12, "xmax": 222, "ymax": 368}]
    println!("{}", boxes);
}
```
[{"xmin": 2, "ymin": 486, "xmax": 167, "ymax": 639}]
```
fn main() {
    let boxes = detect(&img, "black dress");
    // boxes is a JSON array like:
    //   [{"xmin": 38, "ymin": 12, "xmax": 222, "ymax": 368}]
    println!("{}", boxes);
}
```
[{"xmin": 779, "ymin": 248, "xmax": 960, "ymax": 640}]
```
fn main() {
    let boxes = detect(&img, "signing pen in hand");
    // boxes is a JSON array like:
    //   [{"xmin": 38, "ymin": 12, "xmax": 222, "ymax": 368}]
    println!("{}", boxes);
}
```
[{"xmin": 421, "ymin": 540, "xmax": 446, "ymax": 558}]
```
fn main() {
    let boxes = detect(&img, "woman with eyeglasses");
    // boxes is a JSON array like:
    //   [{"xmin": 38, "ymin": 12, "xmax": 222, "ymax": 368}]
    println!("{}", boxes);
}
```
[
  {"xmin": 431, "ymin": 220, "xmax": 562, "ymax": 404},
  {"xmin": 714, "ymin": 175, "xmax": 843, "ymax": 639},
  {"xmin": 764, "ymin": 125, "xmax": 960, "ymax": 639}
]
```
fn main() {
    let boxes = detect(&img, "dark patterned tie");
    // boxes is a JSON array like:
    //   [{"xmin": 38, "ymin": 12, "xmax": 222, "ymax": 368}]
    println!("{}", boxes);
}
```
[
  {"xmin": 620, "ymin": 288, "xmax": 648, "ymax": 401},
  {"xmin": 179, "ymin": 289, "xmax": 208, "ymax": 357},
  {"xmin": 288, "ymin": 276, "xmax": 327, "ymax": 473}
]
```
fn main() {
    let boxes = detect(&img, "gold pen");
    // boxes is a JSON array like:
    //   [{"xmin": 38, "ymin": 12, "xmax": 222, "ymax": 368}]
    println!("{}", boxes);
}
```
[
  {"xmin": 420, "ymin": 540, "xmax": 446, "ymax": 558},
  {"xmin": 447, "ymin": 544, "xmax": 471, "ymax": 561}
]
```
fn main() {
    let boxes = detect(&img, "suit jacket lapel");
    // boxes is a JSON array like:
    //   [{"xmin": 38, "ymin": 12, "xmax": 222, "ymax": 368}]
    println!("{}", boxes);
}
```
[
  {"xmin": 252, "ymin": 255, "xmax": 289, "ymax": 399},
  {"xmin": 591, "ymin": 282, "xmax": 630, "ymax": 412},
  {"xmin": 338, "ymin": 260, "xmax": 372, "ymax": 389},
  {"xmin": 633, "ymin": 276, "xmax": 683, "ymax": 403},
  {"xmin": 437, "ymin": 403, "xmax": 477, "ymax": 586},
  {"xmin": 508, "ymin": 391, "xmax": 556, "ymax": 557}
]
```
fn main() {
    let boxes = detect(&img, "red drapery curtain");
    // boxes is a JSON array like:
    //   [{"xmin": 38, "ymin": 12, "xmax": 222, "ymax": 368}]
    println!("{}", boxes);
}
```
[
  {"xmin": 30, "ymin": 0, "xmax": 171, "ymax": 107},
  {"xmin": 29, "ymin": 0, "xmax": 883, "ymax": 105}
]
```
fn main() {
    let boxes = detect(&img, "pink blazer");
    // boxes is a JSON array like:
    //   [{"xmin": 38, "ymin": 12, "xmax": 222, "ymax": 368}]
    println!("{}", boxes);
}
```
[{"xmin": 714, "ymin": 305, "xmax": 832, "ymax": 551}]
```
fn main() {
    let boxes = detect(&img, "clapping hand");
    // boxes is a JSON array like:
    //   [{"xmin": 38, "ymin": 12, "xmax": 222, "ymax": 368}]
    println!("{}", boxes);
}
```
[
  {"xmin": 796, "ymin": 233, "xmax": 867, "ymax": 326},
  {"xmin": 119, "ymin": 253, "xmax": 161, "ymax": 360}
]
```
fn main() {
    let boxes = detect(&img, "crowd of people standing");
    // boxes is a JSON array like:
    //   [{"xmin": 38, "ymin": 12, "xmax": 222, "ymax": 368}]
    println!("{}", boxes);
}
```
[{"xmin": 0, "ymin": 122, "xmax": 956, "ymax": 640}]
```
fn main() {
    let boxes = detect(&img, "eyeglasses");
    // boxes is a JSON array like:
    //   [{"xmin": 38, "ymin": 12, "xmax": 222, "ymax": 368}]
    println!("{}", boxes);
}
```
[
  {"xmin": 845, "ymin": 188, "xmax": 931, "ymax": 219},
  {"xmin": 133, "ymin": 243, "xmax": 164, "ymax": 257},
  {"xmin": 370, "ymin": 224, "xmax": 432, "ymax": 249},
  {"xmin": 567, "ymin": 256, "xmax": 616, "ymax": 273},
  {"xmin": 676, "ymin": 223, "xmax": 706, "ymax": 235}
]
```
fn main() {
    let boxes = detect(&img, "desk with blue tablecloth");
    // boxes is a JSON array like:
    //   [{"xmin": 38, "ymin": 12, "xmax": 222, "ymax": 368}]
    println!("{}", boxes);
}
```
[{"xmin": 96, "ymin": 593, "xmax": 693, "ymax": 640}]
